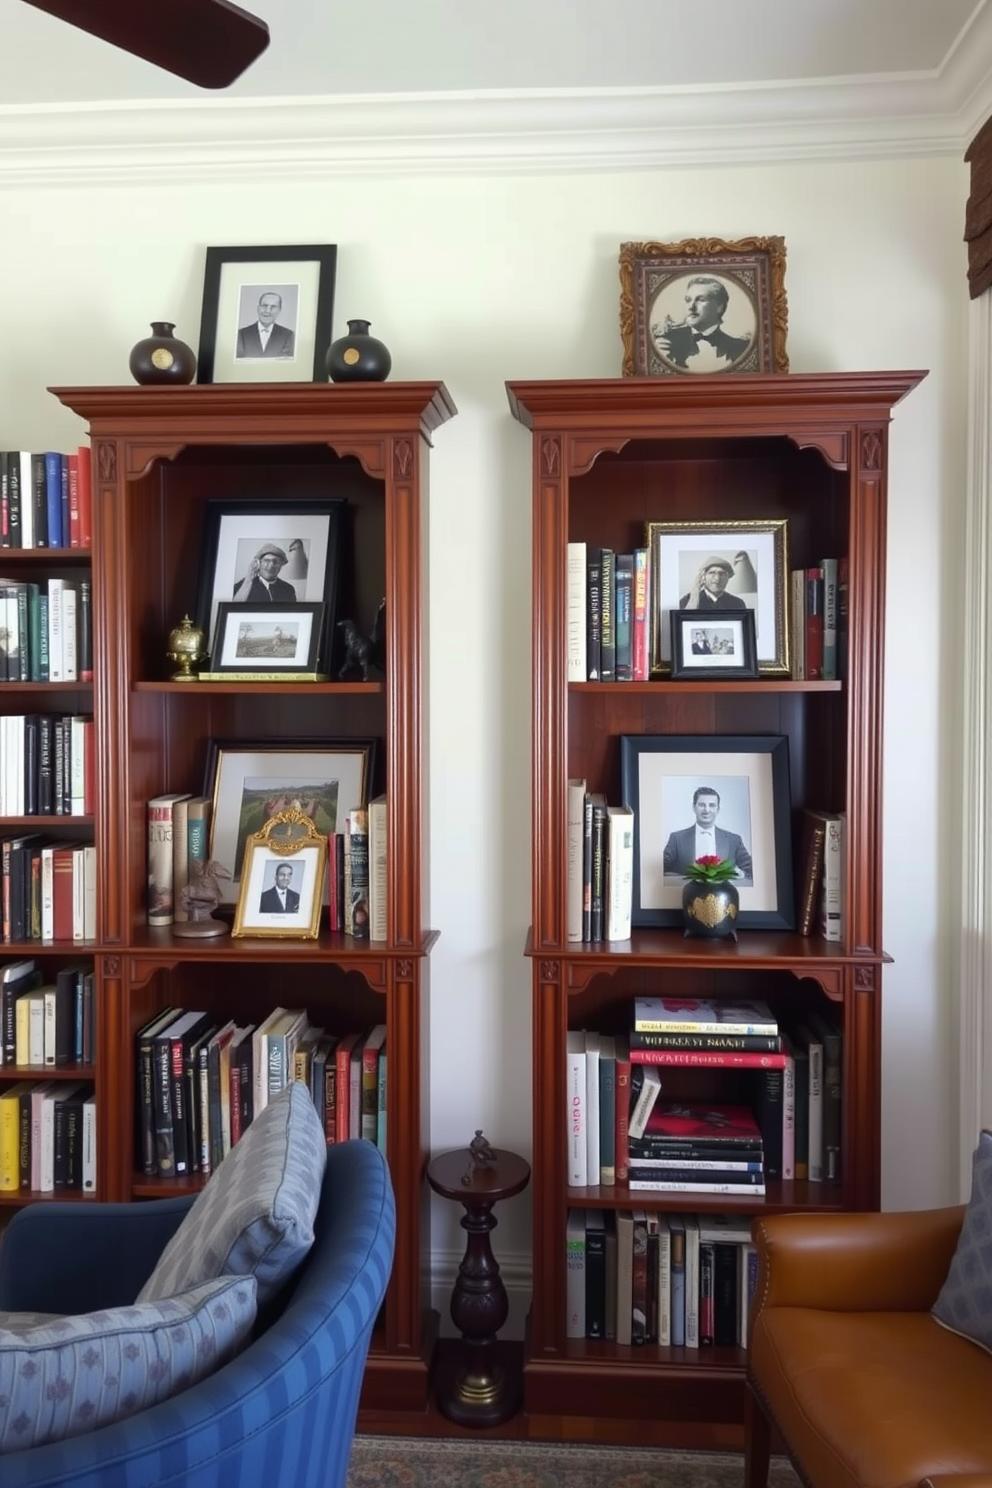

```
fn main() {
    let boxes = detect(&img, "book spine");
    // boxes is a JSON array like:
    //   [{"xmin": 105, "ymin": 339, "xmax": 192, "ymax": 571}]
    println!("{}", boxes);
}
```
[
  {"xmin": 82, "ymin": 1095, "xmax": 96, "ymax": 1192},
  {"xmin": 586, "ymin": 548, "xmax": 602, "ymax": 680},
  {"xmin": 631, "ymin": 546, "xmax": 650, "ymax": 681},
  {"xmin": 589, "ymin": 795, "xmax": 607, "ymax": 943},
  {"xmin": 44, "ymin": 452, "xmax": 63, "ymax": 549},
  {"xmin": 820, "ymin": 556, "xmax": 838, "ymax": 680},
  {"xmin": 805, "ymin": 565, "xmax": 824, "ymax": 679},
  {"xmin": 77, "ymin": 445, "xmax": 92, "ymax": 549},
  {"xmin": 614, "ymin": 552, "xmax": 633, "ymax": 681},
  {"xmin": 78, "ymin": 579, "xmax": 93, "ymax": 682},
  {"xmin": 152, "ymin": 1036, "xmax": 176, "ymax": 1177},
  {"xmin": 628, "ymin": 1178, "xmax": 767, "ymax": 1194},
  {"xmin": 630, "ymin": 1049, "xmax": 787, "ymax": 1068},
  {"xmin": 820, "ymin": 814, "xmax": 845, "ymax": 941},
  {"xmin": 566, "ymin": 541, "xmax": 587, "ymax": 683},
  {"xmin": 565, "ymin": 1036, "xmax": 587, "ymax": 1187},
  {"xmin": 346, "ymin": 808, "xmax": 370, "ymax": 938},
  {"xmin": 147, "ymin": 800, "xmax": 176, "ymax": 926},
  {"xmin": 629, "ymin": 1030, "xmax": 781, "ymax": 1051},
  {"xmin": 368, "ymin": 796, "xmax": 387, "ymax": 942},
  {"xmin": 566, "ymin": 778, "xmax": 586, "ymax": 944},
  {"xmin": 614, "ymin": 1043, "xmax": 630, "ymax": 1182},
  {"xmin": 566, "ymin": 1208, "xmax": 587, "ymax": 1339}
]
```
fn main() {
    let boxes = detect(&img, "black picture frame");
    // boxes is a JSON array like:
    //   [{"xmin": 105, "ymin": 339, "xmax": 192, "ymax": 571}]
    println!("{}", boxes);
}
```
[
  {"xmin": 195, "ymin": 499, "xmax": 345, "ymax": 669},
  {"xmin": 620, "ymin": 733, "xmax": 794, "ymax": 930},
  {"xmin": 670, "ymin": 608, "xmax": 758, "ymax": 680},
  {"xmin": 211, "ymin": 601, "xmax": 325, "ymax": 675},
  {"xmin": 196, "ymin": 244, "xmax": 337, "ymax": 384}
]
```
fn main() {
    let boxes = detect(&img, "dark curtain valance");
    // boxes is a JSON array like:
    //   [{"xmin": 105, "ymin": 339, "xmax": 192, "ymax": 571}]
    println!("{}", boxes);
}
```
[{"xmin": 966, "ymin": 114, "xmax": 992, "ymax": 298}]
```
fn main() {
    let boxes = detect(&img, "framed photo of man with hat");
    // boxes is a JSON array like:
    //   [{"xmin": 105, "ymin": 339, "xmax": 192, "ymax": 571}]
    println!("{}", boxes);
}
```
[
  {"xmin": 646, "ymin": 518, "xmax": 789, "ymax": 676},
  {"xmin": 195, "ymin": 498, "xmax": 346, "ymax": 670}
]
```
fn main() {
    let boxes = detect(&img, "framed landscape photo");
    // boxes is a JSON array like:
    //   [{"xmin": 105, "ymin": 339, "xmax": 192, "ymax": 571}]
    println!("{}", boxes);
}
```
[
  {"xmin": 671, "ymin": 608, "xmax": 758, "ymax": 680},
  {"xmin": 619, "ymin": 237, "xmax": 789, "ymax": 378},
  {"xmin": 196, "ymin": 243, "xmax": 337, "ymax": 384},
  {"xmin": 620, "ymin": 733, "xmax": 794, "ymax": 930},
  {"xmin": 205, "ymin": 738, "xmax": 375, "ymax": 904},
  {"xmin": 195, "ymin": 499, "xmax": 345, "ymax": 668},
  {"xmin": 211, "ymin": 601, "xmax": 325, "ymax": 675},
  {"xmin": 232, "ymin": 809, "xmax": 327, "ymax": 940},
  {"xmin": 647, "ymin": 518, "xmax": 789, "ymax": 676}
]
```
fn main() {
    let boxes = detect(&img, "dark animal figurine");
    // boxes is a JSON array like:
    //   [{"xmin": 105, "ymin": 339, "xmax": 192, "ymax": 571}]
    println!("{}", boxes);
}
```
[
  {"xmin": 337, "ymin": 598, "xmax": 386, "ymax": 680},
  {"xmin": 461, "ymin": 1128, "xmax": 498, "ymax": 1186}
]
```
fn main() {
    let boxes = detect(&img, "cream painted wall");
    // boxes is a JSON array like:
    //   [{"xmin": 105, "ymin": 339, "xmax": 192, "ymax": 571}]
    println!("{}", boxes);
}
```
[{"xmin": 0, "ymin": 153, "xmax": 968, "ymax": 1324}]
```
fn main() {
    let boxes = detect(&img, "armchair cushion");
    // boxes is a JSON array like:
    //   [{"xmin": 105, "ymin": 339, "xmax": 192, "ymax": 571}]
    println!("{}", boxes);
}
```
[
  {"xmin": 933, "ymin": 1129, "xmax": 992, "ymax": 1352},
  {"xmin": 0, "ymin": 1273, "xmax": 256, "ymax": 1456},
  {"xmin": 138, "ymin": 1082, "xmax": 326, "ymax": 1308}
]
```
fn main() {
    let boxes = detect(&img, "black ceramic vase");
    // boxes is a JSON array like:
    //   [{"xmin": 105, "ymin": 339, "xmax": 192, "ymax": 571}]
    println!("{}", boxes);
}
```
[
  {"xmin": 326, "ymin": 319, "xmax": 392, "ymax": 382},
  {"xmin": 129, "ymin": 322, "xmax": 197, "ymax": 385},
  {"xmin": 681, "ymin": 879, "xmax": 739, "ymax": 939}
]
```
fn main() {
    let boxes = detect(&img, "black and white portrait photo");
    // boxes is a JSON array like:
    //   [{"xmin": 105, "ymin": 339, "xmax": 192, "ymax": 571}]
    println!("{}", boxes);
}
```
[
  {"xmin": 650, "ymin": 273, "xmax": 756, "ymax": 374},
  {"xmin": 671, "ymin": 610, "xmax": 758, "ymax": 678},
  {"xmin": 235, "ymin": 284, "xmax": 299, "ymax": 361},
  {"xmin": 258, "ymin": 860, "xmax": 300, "ymax": 914},
  {"xmin": 661, "ymin": 779, "xmax": 754, "ymax": 886}
]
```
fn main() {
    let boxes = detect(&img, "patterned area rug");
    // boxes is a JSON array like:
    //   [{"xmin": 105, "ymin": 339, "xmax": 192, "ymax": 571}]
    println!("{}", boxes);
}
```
[{"xmin": 348, "ymin": 1435, "xmax": 801, "ymax": 1487}]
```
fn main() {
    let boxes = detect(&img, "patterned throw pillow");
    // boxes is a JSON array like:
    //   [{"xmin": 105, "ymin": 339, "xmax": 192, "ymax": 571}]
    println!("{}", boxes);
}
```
[
  {"xmin": 138, "ymin": 1081, "xmax": 327, "ymax": 1308},
  {"xmin": 933, "ymin": 1129, "xmax": 992, "ymax": 1351},
  {"xmin": 0, "ymin": 1274, "xmax": 256, "ymax": 1455}
]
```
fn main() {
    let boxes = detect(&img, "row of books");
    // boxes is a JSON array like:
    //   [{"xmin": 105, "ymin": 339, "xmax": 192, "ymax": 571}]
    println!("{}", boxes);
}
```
[
  {"xmin": 136, "ymin": 1005, "xmax": 388, "ymax": 1180},
  {"xmin": 0, "ymin": 575, "xmax": 93, "ymax": 684},
  {"xmin": 0, "ymin": 447, "xmax": 92, "ymax": 551},
  {"xmin": 789, "ymin": 557, "xmax": 847, "ymax": 682},
  {"xmin": 567, "ymin": 1207, "xmax": 757, "ymax": 1348},
  {"xmin": 567, "ymin": 542, "xmax": 651, "ymax": 683},
  {"xmin": 0, "ymin": 1078, "xmax": 96, "ymax": 1193},
  {"xmin": 566, "ymin": 779, "xmax": 633, "ymax": 942},
  {"xmin": 567, "ymin": 996, "xmax": 843, "ymax": 1191},
  {"xmin": 796, "ymin": 808, "xmax": 846, "ymax": 940},
  {"xmin": 0, "ymin": 712, "xmax": 94, "ymax": 818},
  {"xmin": 0, "ymin": 958, "xmax": 96, "ymax": 1068},
  {"xmin": 0, "ymin": 834, "xmax": 97, "ymax": 943}
]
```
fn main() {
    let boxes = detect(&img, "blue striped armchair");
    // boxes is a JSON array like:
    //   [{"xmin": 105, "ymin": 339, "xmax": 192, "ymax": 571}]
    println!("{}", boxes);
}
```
[{"xmin": 0, "ymin": 1137, "xmax": 395, "ymax": 1488}]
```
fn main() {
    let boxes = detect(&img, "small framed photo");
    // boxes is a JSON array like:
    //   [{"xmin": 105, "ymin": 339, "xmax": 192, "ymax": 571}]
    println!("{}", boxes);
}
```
[
  {"xmin": 232, "ymin": 808, "xmax": 327, "ymax": 939},
  {"xmin": 619, "ymin": 237, "xmax": 788, "ymax": 378},
  {"xmin": 647, "ymin": 519, "xmax": 789, "ymax": 676},
  {"xmin": 211, "ymin": 601, "xmax": 325, "ymax": 674},
  {"xmin": 205, "ymin": 738, "xmax": 376, "ymax": 905},
  {"xmin": 196, "ymin": 244, "xmax": 337, "ymax": 384},
  {"xmin": 670, "ymin": 608, "xmax": 758, "ymax": 680},
  {"xmin": 195, "ymin": 499, "xmax": 345, "ymax": 668},
  {"xmin": 620, "ymin": 734, "xmax": 794, "ymax": 930}
]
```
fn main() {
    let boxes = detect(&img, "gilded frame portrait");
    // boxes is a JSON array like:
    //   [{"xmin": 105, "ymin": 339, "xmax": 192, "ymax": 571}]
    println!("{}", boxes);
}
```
[
  {"xmin": 231, "ymin": 808, "xmax": 327, "ymax": 939},
  {"xmin": 647, "ymin": 518, "xmax": 789, "ymax": 677},
  {"xmin": 619, "ymin": 237, "xmax": 789, "ymax": 378}
]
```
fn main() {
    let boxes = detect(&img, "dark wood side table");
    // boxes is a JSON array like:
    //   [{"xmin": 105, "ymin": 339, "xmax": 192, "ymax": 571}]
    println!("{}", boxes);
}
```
[{"xmin": 427, "ymin": 1144, "xmax": 530, "ymax": 1427}]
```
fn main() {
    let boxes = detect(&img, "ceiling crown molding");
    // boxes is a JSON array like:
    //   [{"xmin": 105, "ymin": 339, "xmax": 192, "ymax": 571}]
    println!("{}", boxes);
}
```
[{"xmin": 1, "ymin": 15, "xmax": 990, "ymax": 187}]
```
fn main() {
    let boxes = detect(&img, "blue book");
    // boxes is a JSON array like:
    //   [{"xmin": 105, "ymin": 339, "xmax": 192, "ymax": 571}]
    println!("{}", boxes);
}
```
[{"xmin": 44, "ymin": 452, "xmax": 63, "ymax": 549}]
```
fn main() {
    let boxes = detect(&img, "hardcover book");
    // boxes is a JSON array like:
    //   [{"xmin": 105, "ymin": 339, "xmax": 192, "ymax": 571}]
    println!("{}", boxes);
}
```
[{"xmin": 634, "ymin": 997, "xmax": 778, "ymax": 1036}]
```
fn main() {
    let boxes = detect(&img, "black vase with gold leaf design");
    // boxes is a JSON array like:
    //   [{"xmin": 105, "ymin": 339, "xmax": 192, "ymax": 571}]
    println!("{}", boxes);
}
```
[{"xmin": 326, "ymin": 319, "xmax": 392, "ymax": 382}]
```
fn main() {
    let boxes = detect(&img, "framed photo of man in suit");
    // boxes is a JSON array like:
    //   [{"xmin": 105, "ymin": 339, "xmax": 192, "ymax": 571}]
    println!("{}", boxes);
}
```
[
  {"xmin": 619, "ymin": 237, "xmax": 788, "ymax": 379},
  {"xmin": 197, "ymin": 244, "xmax": 337, "ymax": 384},
  {"xmin": 620, "ymin": 733, "xmax": 794, "ymax": 929},
  {"xmin": 232, "ymin": 807, "xmax": 327, "ymax": 939}
]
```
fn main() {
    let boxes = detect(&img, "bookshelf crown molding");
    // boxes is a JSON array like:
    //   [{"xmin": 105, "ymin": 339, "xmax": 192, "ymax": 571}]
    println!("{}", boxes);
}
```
[{"xmin": 2, "ymin": 19, "xmax": 991, "ymax": 188}]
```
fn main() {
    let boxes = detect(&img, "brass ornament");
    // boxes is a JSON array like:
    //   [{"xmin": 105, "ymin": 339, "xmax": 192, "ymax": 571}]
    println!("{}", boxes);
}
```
[{"xmin": 166, "ymin": 614, "xmax": 206, "ymax": 680}]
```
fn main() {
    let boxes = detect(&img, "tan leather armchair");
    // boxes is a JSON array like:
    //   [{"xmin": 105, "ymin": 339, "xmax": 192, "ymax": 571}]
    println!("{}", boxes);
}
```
[{"xmin": 744, "ymin": 1206, "xmax": 992, "ymax": 1488}]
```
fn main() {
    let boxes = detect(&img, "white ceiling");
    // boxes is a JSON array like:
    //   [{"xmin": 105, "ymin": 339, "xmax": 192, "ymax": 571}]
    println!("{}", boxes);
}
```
[{"xmin": 1, "ymin": 0, "xmax": 986, "ymax": 106}]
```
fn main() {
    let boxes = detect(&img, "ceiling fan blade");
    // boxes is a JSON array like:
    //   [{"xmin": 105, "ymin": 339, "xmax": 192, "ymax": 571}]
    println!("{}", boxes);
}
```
[{"xmin": 20, "ymin": 0, "xmax": 270, "ymax": 89}]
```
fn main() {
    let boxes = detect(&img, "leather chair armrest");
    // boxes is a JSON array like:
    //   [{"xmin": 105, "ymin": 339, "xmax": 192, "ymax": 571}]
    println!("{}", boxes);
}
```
[
  {"xmin": 0, "ymin": 1196, "xmax": 196, "ymax": 1314},
  {"xmin": 920, "ymin": 1478, "xmax": 992, "ymax": 1487},
  {"xmin": 751, "ymin": 1205, "xmax": 965, "ymax": 1314}
]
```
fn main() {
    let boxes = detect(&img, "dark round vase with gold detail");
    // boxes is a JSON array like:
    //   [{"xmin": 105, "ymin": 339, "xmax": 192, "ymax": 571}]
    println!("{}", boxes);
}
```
[
  {"xmin": 681, "ymin": 878, "xmax": 739, "ymax": 939},
  {"xmin": 326, "ymin": 319, "xmax": 392, "ymax": 382},
  {"xmin": 129, "ymin": 322, "xmax": 197, "ymax": 385}
]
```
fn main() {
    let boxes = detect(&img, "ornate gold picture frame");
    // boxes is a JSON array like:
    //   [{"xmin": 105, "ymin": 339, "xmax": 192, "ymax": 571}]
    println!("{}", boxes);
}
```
[
  {"xmin": 231, "ymin": 808, "xmax": 327, "ymax": 939},
  {"xmin": 619, "ymin": 237, "xmax": 789, "ymax": 377}
]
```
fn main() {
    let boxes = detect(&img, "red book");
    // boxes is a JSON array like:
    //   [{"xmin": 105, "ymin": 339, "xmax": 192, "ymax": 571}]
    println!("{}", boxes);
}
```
[
  {"xmin": 805, "ymin": 565, "xmax": 824, "ymax": 680},
  {"xmin": 641, "ymin": 1102, "xmax": 763, "ymax": 1144},
  {"xmin": 76, "ymin": 446, "xmax": 92, "ymax": 549},
  {"xmin": 614, "ymin": 1034, "xmax": 631, "ymax": 1182},
  {"xmin": 333, "ymin": 1032, "xmax": 360, "ymax": 1143},
  {"xmin": 630, "ymin": 1049, "xmax": 787, "ymax": 1069},
  {"xmin": 67, "ymin": 454, "xmax": 81, "ymax": 548},
  {"xmin": 52, "ymin": 846, "xmax": 75, "ymax": 942}
]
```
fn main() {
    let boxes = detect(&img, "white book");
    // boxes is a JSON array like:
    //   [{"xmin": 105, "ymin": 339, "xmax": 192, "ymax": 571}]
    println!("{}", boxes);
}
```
[
  {"xmin": 29, "ymin": 990, "xmax": 45, "ymax": 1066},
  {"xmin": 782, "ymin": 1035, "xmax": 796, "ymax": 1180},
  {"xmin": 807, "ymin": 1028, "xmax": 825, "ymax": 1182},
  {"xmin": 819, "ymin": 812, "xmax": 845, "ymax": 941},
  {"xmin": 696, "ymin": 1213, "xmax": 754, "ymax": 1244},
  {"xmin": 172, "ymin": 796, "xmax": 192, "ymax": 922},
  {"xmin": 71, "ymin": 846, "xmax": 86, "ymax": 940},
  {"xmin": 82, "ymin": 1092, "xmax": 97, "ymax": 1193},
  {"xmin": 30, "ymin": 1081, "xmax": 54, "ymax": 1191},
  {"xmin": 584, "ymin": 1030, "xmax": 600, "ymax": 1185},
  {"xmin": 657, "ymin": 1214, "xmax": 673, "ymax": 1346},
  {"xmin": 605, "ymin": 804, "xmax": 634, "ymax": 941},
  {"xmin": 83, "ymin": 845, "xmax": 97, "ymax": 941},
  {"xmin": 368, "ymin": 793, "xmax": 387, "ymax": 941},
  {"xmin": 252, "ymin": 1006, "xmax": 287, "ymax": 1116},
  {"xmin": 684, "ymin": 1214, "xmax": 700, "ymax": 1348},
  {"xmin": 629, "ymin": 1178, "xmax": 767, "ymax": 1195},
  {"xmin": 19, "ymin": 452, "xmax": 33, "ymax": 550},
  {"xmin": 566, "ymin": 1207, "xmax": 587, "ymax": 1338},
  {"xmin": 627, "ymin": 1064, "xmax": 662, "ymax": 1139},
  {"xmin": 70, "ymin": 716, "xmax": 87, "ymax": 816},
  {"xmin": 565, "ymin": 1030, "xmax": 587, "ymax": 1187},
  {"xmin": 566, "ymin": 540, "xmax": 587, "ymax": 683},
  {"xmin": 47, "ymin": 577, "xmax": 64, "ymax": 681},
  {"xmin": 615, "ymin": 1208, "xmax": 634, "ymax": 1346},
  {"xmin": 62, "ymin": 583, "xmax": 77, "ymax": 681},
  {"xmin": 40, "ymin": 845, "xmax": 56, "ymax": 942},
  {"xmin": 566, "ymin": 777, "xmax": 586, "ymax": 943}
]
